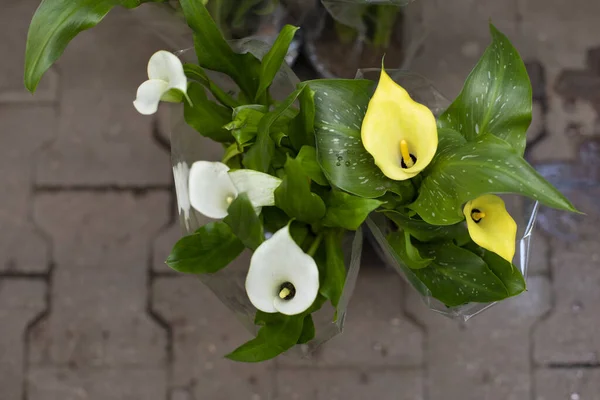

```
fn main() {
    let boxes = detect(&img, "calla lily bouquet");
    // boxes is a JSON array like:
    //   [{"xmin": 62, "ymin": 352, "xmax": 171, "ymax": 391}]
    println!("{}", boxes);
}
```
[{"xmin": 25, "ymin": 0, "xmax": 577, "ymax": 362}]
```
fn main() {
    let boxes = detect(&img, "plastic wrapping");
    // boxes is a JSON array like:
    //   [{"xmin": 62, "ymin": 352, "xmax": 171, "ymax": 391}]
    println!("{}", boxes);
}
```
[
  {"xmin": 168, "ymin": 45, "xmax": 363, "ymax": 357},
  {"xmin": 132, "ymin": 1, "xmax": 308, "ymax": 62},
  {"xmin": 358, "ymin": 68, "xmax": 540, "ymax": 321},
  {"xmin": 305, "ymin": 0, "xmax": 425, "ymax": 78}
]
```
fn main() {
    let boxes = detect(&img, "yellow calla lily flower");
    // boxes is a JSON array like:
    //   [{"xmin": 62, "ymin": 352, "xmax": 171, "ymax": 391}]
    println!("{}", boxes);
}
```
[
  {"xmin": 361, "ymin": 68, "xmax": 438, "ymax": 181},
  {"xmin": 463, "ymin": 194, "xmax": 518, "ymax": 263}
]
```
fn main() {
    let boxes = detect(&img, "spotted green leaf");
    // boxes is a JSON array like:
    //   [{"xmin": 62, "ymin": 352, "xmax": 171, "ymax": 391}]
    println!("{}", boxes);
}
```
[
  {"xmin": 410, "ymin": 129, "xmax": 577, "ymax": 225},
  {"xmin": 464, "ymin": 242, "xmax": 526, "ymax": 297},
  {"xmin": 412, "ymin": 242, "xmax": 509, "ymax": 306},
  {"xmin": 438, "ymin": 24, "xmax": 532, "ymax": 156},
  {"xmin": 306, "ymin": 79, "xmax": 415, "ymax": 200}
]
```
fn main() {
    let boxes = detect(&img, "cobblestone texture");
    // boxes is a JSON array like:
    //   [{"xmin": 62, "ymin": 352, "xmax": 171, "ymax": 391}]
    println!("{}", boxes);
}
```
[
  {"xmin": 408, "ymin": 276, "xmax": 551, "ymax": 400},
  {"xmin": 28, "ymin": 193, "xmax": 170, "ymax": 400},
  {"xmin": 1, "ymin": 0, "xmax": 600, "ymax": 399},
  {"xmin": 0, "ymin": 106, "xmax": 53, "ymax": 273},
  {"xmin": 0, "ymin": 279, "xmax": 46, "ymax": 400},
  {"xmin": 35, "ymin": 10, "xmax": 171, "ymax": 187}
]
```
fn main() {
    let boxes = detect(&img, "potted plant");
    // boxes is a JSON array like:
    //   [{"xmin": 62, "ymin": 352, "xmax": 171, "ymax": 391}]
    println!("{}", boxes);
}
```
[{"xmin": 25, "ymin": 0, "xmax": 577, "ymax": 361}]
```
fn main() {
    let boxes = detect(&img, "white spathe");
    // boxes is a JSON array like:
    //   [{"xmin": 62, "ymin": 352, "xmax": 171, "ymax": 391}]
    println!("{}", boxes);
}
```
[
  {"xmin": 245, "ymin": 225, "xmax": 320, "ymax": 315},
  {"xmin": 133, "ymin": 50, "xmax": 187, "ymax": 115},
  {"xmin": 188, "ymin": 161, "xmax": 282, "ymax": 219},
  {"xmin": 172, "ymin": 161, "xmax": 191, "ymax": 229}
]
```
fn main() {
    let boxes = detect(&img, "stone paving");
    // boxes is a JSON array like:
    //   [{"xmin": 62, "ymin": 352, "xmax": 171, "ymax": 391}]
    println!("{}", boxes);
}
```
[{"xmin": 1, "ymin": 0, "xmax": 599, "ymax": 399}]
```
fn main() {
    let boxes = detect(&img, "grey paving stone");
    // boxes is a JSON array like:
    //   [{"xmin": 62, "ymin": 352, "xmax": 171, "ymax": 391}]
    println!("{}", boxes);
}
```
[
  {"xmin": 533, "ymin": 239, "xmax": 600, "ymax": 365},
  {"xmin": 153, "ymin": 221, "xmax": 182, "ymax": 274},
  {"xmin": 407, "ymin": 276, "xmax": 551, "ymax": 400},
  {"xmin": 0, "ymin": 105, "xmax": 54, "ymax": 273},
  {"xmin": 0, "ymin": 0, "xmax": 59, "ymax": 103},
  {"xmin": 0, "ymin": 279, "xmax": 46, "ymax": 400},
  {"xmin": 152, "ymin": 275, "xmax": 275, "ymax": 400},
  {"xmin": 529, "ymin": 228, "xmax": 551, "ymax": 275},
  {"xmin": 534, "ymin": 369, "xmax": 600, "ymax": 400},
  {"xmin": 28, "ymin": 192, "xmax": 170, "ymax": 399},
  {"xmin": 275, "ymin": 369, "xmax": 424, "ymax": 400},
  {"xmin": 28, "ymin": 368, "xmax": 167, "ymax": 400},
  {"xmin": 519, "ymin": 0, "xmax": 600, "ymax": 162},
  {"xmin": 411, "ymin": 0, "xmax": 520, "ymax": 99},
  {"xmin": 316, "ymin": 268, "xmax": 424, "ymax": 368},
  {"xmin": 35, "ymin": 9, "xmax": 171, "ymax": 187}
]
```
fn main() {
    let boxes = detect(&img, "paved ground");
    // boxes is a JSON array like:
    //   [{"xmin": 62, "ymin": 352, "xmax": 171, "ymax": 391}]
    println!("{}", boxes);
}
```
[{"xmin": 1, "ymin": 0, "xmax": 600, "ymax": 399}]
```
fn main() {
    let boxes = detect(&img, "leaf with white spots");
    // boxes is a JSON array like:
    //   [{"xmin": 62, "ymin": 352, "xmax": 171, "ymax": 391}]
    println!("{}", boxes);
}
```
[
  {"xmin": 305, "ymin": 79, "xmax": 415, "ymax": 200},
  {"xmin": 410, "ymin": 130, "xmax": 577, "ymax": 225},
  {"xmin": 411, "ymin": 242, "xmax": 509, "ymax": 307},
  {"xmin": 438, "ymin": 24, "xmax": 532, "ymax": 156}
]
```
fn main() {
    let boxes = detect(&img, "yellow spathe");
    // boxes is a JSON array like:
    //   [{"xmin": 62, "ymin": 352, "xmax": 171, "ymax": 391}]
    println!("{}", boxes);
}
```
[
  {"xmin": 361, "ymin": 68, "xmax": 438, "ymax": 180},
  {"xmin": 463, "ymin": 194, "xmax": 518, "ymax": 263}
]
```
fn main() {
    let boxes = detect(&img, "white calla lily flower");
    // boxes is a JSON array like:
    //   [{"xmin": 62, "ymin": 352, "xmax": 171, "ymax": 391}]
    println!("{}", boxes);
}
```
[
  {"xmin": 133, "ymin": 50, "xmax": 188, "ymax": 115},
  {"xmin": 188, "ymin": 161, "xmax": 281, "ymax": 219},
  {"xmin": 245, "ymin": 225, "xmax": 320, "ymax": 315}
]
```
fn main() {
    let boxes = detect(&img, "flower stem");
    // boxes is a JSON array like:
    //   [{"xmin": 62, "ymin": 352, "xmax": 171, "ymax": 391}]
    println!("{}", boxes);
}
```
[{"xmin": 306, "ymin": 233, "xmax": 324, "ymax": 257}]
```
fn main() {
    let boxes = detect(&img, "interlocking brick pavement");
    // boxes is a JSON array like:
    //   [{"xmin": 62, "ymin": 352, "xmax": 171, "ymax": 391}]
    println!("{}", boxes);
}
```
[
  {"xmin": 534, "ymin": 369, "xmax": 600, "ymax": 400},
  {"xmin": 152, "ymin": 275, "xmax": 275, "ymax": 400},
  {"xmin": 35, "ymin": 9, "xmax": 171, "ymax": 187},
  {"xmin": 1, "ymin": 1, "xmax": 600, "ymax": 400},
  {"xmin": 0, "ymin": 0, "xmax": 59, "ymax": 103},
  {"xmin": 276, "ymin": 369, "xmax": 424, "ymax": 400},
  {"xmin": 28, "ymin": 192, "xmax": 170, "ymax": 399},
  {"xmin": 0, "ymin": 279, "xmax": 46, "ymax": 400},
  {"xmin": 315, "ymin": 267, "xmax": 424, "ymax": 368},
  {"xmin": 533, "ymin": 239, "xmax": 600, "ymax": 365},
  {"xmin": 0, "ymin": 106, "xmax": 53, "ymax": 273},
  {"xmin": 408, "ymin": 276, "xmax": 551, "ymax": 400}
]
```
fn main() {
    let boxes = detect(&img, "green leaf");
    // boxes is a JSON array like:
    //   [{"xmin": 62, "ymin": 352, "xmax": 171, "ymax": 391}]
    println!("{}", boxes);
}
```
[
  {"xmin": 222, "ymin": 143, "xmax": 242, "ymax": 164},
  {"xmin": 386, "ymin": 231, "xmax": 432, "ymax": 270},
  {"xmin": 438, "ymin": 24, "xmax": 532, "ymax": 156},
  {"xmin": 255, "ymin": 25, "xmax": 299, "ymax": 102},
  {"xmin": 244, "ymin": 87, "xmax": 304, "ymax": 172},
  {"xmin": 323, "ymin": 190, "xmax": 382, "ymax": 230},
  {"xmin": 226, "ymin": 315, "xmax": 304, "ymax": 362},
  {"xmin": 184, "ymin": 83, "xmax": 233, "ymax": 142},
  {"xmin": 166, "ymin": 222, "xmax": 244, "ymax": 274},
  {"xmin": 464, "ymin": 242, "xmax": 526, "ymax": 297},
  {"xmin": 320, "ymin": 229, "xmax": 347, "ymax": 307},
  {"xmin": 412, "ymin": 242, "xmax": 509, "ymax": 306},
  {"xmin": 382, "ymin": 210, "xmax": 468, "ymax": 242},
  {"xmin": 262, "ymin": 206, "xmax": 290, "ymax": 234},
  {"xmin": 224, "ymin": 193, "xmax": 264, "ymax": 251},
  {"xmin": 183, "ymin": 63, "xmax": 240, "ymax": 108},
  {"xmin": 179, "ymin": 0, "xmax": 261, "ymax": 99},
  {"xmin": 289, "ymin": 87, "xmax": 316, "ymax": 151},
  {"xmin": 305, "ymin": 79, "xmax": 415, "ymax": 200},
  {"xmin": 297, "ymin": 315, "xmax": 316, "ymax": 344},
  {"xmin": 296, "ymin": 146, "xmax": 328, "ymax": 186},
  {"xmin": 275, "ymin": 156, "xmax": 326, "ymax": 223},
  {"xmin": 410, "ymin": 130, "xmax": 577, "ymax": 225},
  {"xmin": 225, "ymin": 105, "xmax": 266, "ymax": 147},
  {"xmin": 24, "ymin": 0, "xmax": 155, "ymax": 93}
]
